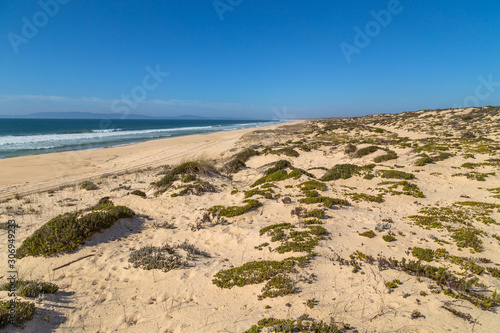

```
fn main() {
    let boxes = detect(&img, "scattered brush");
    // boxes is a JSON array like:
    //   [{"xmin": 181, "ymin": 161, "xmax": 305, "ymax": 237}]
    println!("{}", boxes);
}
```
[
  {"xmin": 80, "ymin": 181, "xmax": 98, "ymax": 190},
  {"xmin": 1, "ymin": 280, "xmax": 58, "ymax": 298}
]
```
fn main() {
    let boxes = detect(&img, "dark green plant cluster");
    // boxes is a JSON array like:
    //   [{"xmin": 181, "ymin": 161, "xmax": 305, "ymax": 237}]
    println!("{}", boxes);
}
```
[
  {"xmin": 16, "ymin": 201, "xmax": 135, "ymax": 258},
  {"xmin": 245, "ymin": 188, "xmax": 273, "ymax": 199},
  {"xmin": 243, "ymin": 316, "xmax": 349, "ymax": 333},
  {"xmin": 223, "ymin": 148, "xmax": 260, "ymax": 173},
  {"xmin": 320, "ymin": 164, "xmax": 370, "ymax": 181},
  {"xmin": 354, "ymin": 145, "xmax": 379, "ymax": 158},
  {"xmin": 415, "ymin": 152, "xmax": 453, "ymax": 166},
  {"xmin": 260, "ymin": 222, "xmax": 326, "ymax": 254},
  {"xmin": 131, "ymin": 190, "xmax": 147, "ymax": 198},
  {"xmin": 383, "ymin": 234, "xmax": 396, "ymax": 242},
  {"xmin": 1, "ymin": 280, "xmax": 58, "ymax": 298},
  {"xmin": 298, "ymin": 180, "xmax": 327, "ymax": 191},
  {"xmin": 155, "ymin": 161, "xmax": 216, "ymax": 191},
  {"xmin": 385, "ymin": 280, "xmax": 401, "ymax": 288},
  {"xmin": 359, "ymin": 230, "xmax": 375, "ymax": 238},
  {"xmin": 344, "ymin": 144, "xmax": 356, "ymax": 154},
  {"xmin": 303, "ymin": 209, "xmax": 324, "ymax": 219},
  {"xmin": 80, "ymin": 181, "xmax": 98, "ymax": 190},
  {"xmin": 411, "ymin": 247, "xmax": 435, "ymax": 262},
  {"xmin": 258, "ymin": 274, "xmax": 296, "ymax": 300},
  {"xmin": 0, "ymin": 300, "xmax": 35, "ymax": 328},
  {"xmin": 451, "ymin": 227, "xmax": 484, "ymax": 252},
  {"xmin": 379, "ymin": 170, "xmax": 415, "ymax": 180},
  {"xmin": 347, "ymin": 192, "xmax": 383, "ymax": 203},
  {"xmin": 181, "ymin": 174, "xmax": 197, "ymax": 182},
  {"xmin": 488, "ymin": 267, "xmax": 500, "ymax": 278},
  {"xmin": 411, "ymin": 310, "xmax": 422, "ymax": 319},
  {"xmin": 298, "ymin": 196, "xmax": 350, "ymax": 208},
  {"xmin": 306, "ymin": 298, "xmax": 317, "ymax": 309},
  {"xmin": 252, "ymin": 163, "xmax": 314, "ymax": 187},
  {"xmin": 208, "ymin": 199, "xmax": 262, "ymax": 217},
  {"xmin": 212, "ymin": 255, "xmax": 312, "ymax": 289},
  {"xmin": 378, "ymin": 181, "xmax": 424, "ymax": 198},
  {"xmin": 374, "ymin": 149, "xmax": 398, "ymax": 163}
]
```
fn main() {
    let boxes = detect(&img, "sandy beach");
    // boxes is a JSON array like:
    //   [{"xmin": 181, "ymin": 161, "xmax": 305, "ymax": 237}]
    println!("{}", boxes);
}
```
[{"xmin": 1, "ymin": 108, "xmax": 500, "ymax": 333}]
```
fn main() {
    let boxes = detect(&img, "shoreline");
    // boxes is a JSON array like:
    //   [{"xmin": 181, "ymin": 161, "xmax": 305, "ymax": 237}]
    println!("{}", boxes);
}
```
[{"xmin": 0, "ymin": 120, "xmax": 301, "ymax": 200}]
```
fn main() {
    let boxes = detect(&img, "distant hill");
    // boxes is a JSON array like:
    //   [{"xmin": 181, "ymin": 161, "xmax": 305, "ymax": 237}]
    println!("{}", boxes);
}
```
[{"xmin": 0, "ymin": 112, "xmax": 262, "ymax": 120}]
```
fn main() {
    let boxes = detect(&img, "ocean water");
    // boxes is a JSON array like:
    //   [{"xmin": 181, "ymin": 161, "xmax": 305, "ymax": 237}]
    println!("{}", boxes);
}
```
[{"xmin": 0, "ymin": 118, "xmax": 280, "ymax": 159}]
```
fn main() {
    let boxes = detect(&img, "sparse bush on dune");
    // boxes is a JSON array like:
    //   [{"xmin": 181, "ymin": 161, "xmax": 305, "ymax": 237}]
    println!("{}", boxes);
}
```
[
  {"xmin": 0, "ymin": 300, "xmax": 35, "ymax": 328},
  {"xmin": 223, "ymin": 148, "xmax": 260, "ymax": 173},
  {"xmin": 354, "ymin": 145, "xmax": 379, "ymax": 158},
  {"xmin": 15, "ymin": 200, "xmax": 135, "ymax": 258},
  {"xmin": 320, "ymin": 164, "xmax": 374, "ymax": 181},
  {"xmin": 208, "ymin": 199, "xmax": 262, "ymax": 217},
  {"xmin": 155, "ymin": 159, "xmax": 217, "ymax": 189},
  {"xmin": 80, "ymin": 181, "xmax": 98, "ymax": 190},
  {"xmin": 131, "ymin": 190, "xmax": 147, "ymax": 198},
  {"xmin": 1, "ymin": 280, "xmax": 58, "ymax": 298},
  {"xmin": 251, "ymin": 160, "xmax": 314, "ymax": 187}
]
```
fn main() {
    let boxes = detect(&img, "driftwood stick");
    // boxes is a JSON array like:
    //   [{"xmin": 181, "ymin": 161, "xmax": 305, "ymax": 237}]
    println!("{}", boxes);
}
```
[{"xmin": 52, "ymin": 254, "xmax": 95, "ymax": 271}]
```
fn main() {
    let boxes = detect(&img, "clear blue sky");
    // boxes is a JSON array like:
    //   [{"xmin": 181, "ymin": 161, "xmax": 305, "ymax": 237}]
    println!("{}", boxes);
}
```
[{"xmin": 1, "ymin": 0, "xmax": 499, "ymax": 119}]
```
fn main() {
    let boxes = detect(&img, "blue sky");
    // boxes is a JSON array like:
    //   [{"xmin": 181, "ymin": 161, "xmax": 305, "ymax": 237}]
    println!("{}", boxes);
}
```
[{"xmin": 0, "ymin": 0, "xmax": 499, "ymax": 119}]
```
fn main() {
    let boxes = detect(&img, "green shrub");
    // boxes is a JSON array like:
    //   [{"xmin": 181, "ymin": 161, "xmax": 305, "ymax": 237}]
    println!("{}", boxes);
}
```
[
  {"xmin": 321, "ymin": 164, "xmax": 361, "ymax": 181},
  {"xmin": 0, "ymin": 300, "xmax": 35, "ymax": 328},
  {"xmin": 236, "ymin": 148, "xmax": 260, "ymax": 162},
  {"xmin": 299, "ymin": 196, "xmax": 349, "ymax": 208},
  {"xmin": 16, "ymin": 201, "xmax": 134, "ymax": 258},
  {"xmin": 1, "ymin": 280, "xmax": 58, "ymax": 298},
  {"xmin": 349, "ymin": 193, "xmax": 383, "ymax": 203},
  {"xmin": 258, "ymin": 274, "xmax": 296, "ymax": 300},
  {"xmin": 208, "ymin": 200, "xmax": 262, "ymax": 217},
  {"xmin": 412, "ymin": 247, "xmax": 434, "ymax": 261},
  {"xmin": 354, "ymin": 146, "xmax": 379, "ymax": 158},
  {"xmin": 181, "ymin": 174, "xmax": 197, "ymax": 182},
  {"xmin": 212, "ymin": 259, "xmax": 296, "ymax": 288},
  {"xmin": 359, "ymin": 230, "xmax": 375, "ymax": 238},
  {"xmin": 374, "ymin": 150, "xmax": 398, "ymax": 163},
  {"xmin": 298, "ymin": 180, "xmax": 327, "ymax": 191},
  {"xmin": 303, "ymin": 209, "xmax": 324, "ymax": 219},
  {"xmin": 131, "ymin": 190, "xmax": 146, "ymax": 198},
  {"xmin": 380, "ymin": 170, "xmax": 415, "ymax": 180},
  {"xmin": 156, "ymin": 161, "xmax": 216, "ymax": 189},
  {"xmin": 80, "ymin": 181, "xmax": 98, "ymax": 190},
  {"xmin": 383, "ymin": 234, "xmax": 396, "ymax": 242}
]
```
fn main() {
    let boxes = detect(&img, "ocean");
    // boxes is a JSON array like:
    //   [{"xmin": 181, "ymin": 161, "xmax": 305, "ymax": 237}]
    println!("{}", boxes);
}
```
[{"xmin": 0, "ymin": 118, "xmax": 281, "ymax": 159}]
